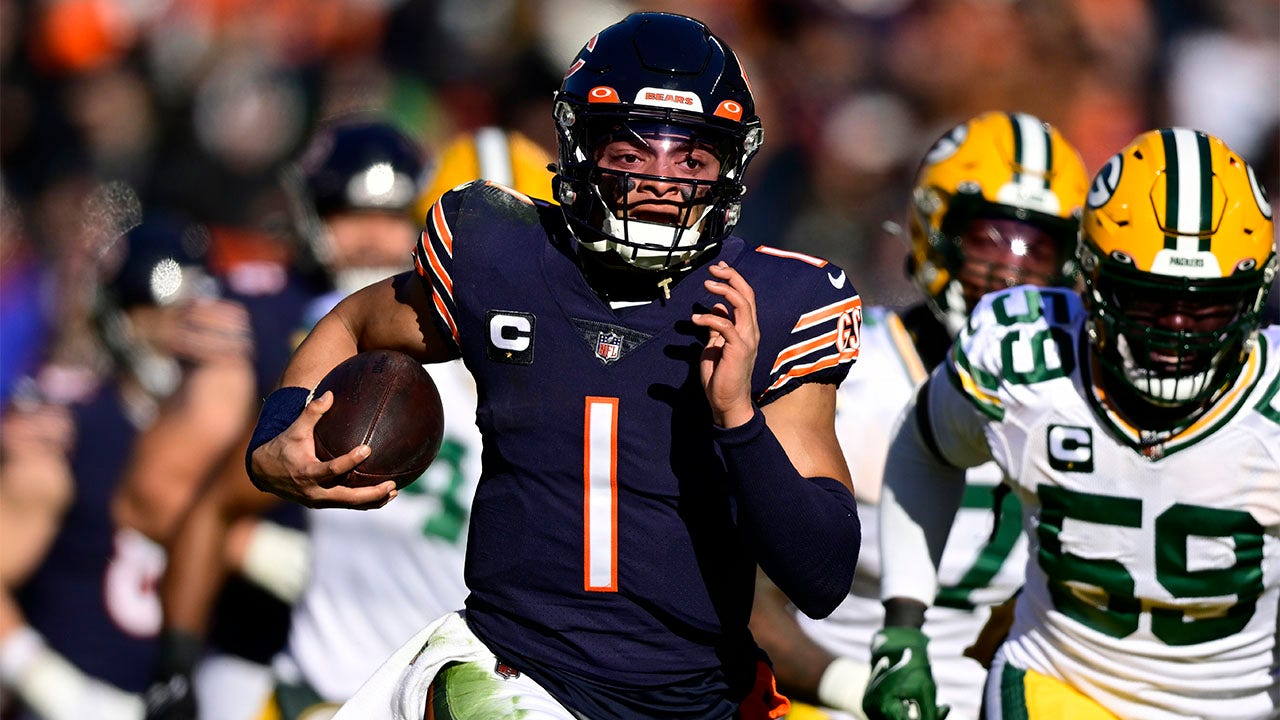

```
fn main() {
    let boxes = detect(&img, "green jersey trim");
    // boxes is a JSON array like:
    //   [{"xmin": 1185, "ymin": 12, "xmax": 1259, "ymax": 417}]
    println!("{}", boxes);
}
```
[
  {"xmin": 1083, "ymin": 334, "xmax": 1269, "ymax": 459},
  {"xmin": 947, "ymin": 343, "xmax": 1005, "ymax": 421},
  {"xmin": 1253, "ymin": 342, "xmax": 1280, "ymax": 427}
]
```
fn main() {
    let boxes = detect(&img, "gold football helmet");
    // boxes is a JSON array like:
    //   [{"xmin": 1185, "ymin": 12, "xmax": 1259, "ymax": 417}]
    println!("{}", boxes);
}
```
[
  {"xmin": 1081, "ymin": 127, "xmax": 1276, "ymax": 414},
  {"xmin": 413, "ymin": 126, "xmax": 555, "ymax": 221},
  {"xmin": 908, "ymin": 111, "xmax": 1089, "ymax": 334}
]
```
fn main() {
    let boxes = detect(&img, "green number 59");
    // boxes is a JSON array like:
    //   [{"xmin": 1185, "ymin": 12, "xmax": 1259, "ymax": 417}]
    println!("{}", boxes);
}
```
[{"xmin": 1037, "ymin": 485, "xmax": 1265, "ymax": 646}]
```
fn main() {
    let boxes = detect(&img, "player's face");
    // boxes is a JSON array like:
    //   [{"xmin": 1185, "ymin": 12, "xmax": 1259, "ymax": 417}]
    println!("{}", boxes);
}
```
[
  {"xmin": 1109, "ymin": 284, "xmax": 1251, "ymax": 376},
  {"xmin": 325, "ymin": 211, "xmax": 419, "ymax": 270},
  {"xmin": 594, "ymin": 134, "xmax": 722, "ymax": 229},
  {"xmin": 955, "ymin": 217, "xmax": 1063, "ymax": 310}
]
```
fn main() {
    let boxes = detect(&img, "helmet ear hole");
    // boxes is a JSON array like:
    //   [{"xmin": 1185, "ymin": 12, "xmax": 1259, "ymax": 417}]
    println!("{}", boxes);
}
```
[{"xmin": 559, "ymin": 186, "xmax": 576, "ymax": 205}]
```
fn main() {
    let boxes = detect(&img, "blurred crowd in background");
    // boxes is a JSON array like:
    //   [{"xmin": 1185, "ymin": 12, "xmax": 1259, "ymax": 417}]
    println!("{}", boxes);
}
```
[{"xmin": 2, "ymin": 0, "xmax": 1278, "ymax": 407}]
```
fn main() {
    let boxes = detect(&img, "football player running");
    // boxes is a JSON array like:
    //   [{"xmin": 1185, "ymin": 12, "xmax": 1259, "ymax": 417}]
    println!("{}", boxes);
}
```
[
  {"xmin": 864, "ymin": 127, "xmax": 1278, "ymax": 720},
  {"xmin": 260, "ymin": 124, "xmax": 555, "ymax": 720},
  {"xmin": 246, "ymin": 12, "xmax": 863, "ymax": 720},
  {"xmin": 751, "ymin": 111, "xmax": 1088, "ymax": 720}
]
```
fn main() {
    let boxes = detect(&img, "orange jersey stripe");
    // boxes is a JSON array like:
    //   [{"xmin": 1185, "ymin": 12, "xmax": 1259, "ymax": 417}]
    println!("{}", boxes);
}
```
[
  {"xmin": 430, "ymin": 285, "xmax": 459, "ymax": 346},
  {"xmin": 754, "ymin": 245, "xmax": 829, "ymax": 267},
  {"xmin": 766, "ymin": 350, "xmax": 857, "ymax": 392},
  {"xmin": 793, "ymin": 296, "xmax": 863, "ymax": 333},
  {"xmin": 771, "ymin": 329, "xmax": 839, "ymax": 374},
  {"xmin": 420, "ymin": 234, "xmax": 454, "ymax": 299},
  {"xmin": 431, "ymin": 200, "xmax": 455, "ymax": 255},
  {"xmin": 583, "ymin": 396, "xmax": 619, "ymax": 593}
]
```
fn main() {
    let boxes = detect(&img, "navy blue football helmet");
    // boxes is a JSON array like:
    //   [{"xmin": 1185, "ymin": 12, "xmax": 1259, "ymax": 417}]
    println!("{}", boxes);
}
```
[
  {"xmin": 297, "ymin": 120, "xmax": 426, "ymax": 219},
  {"xmin": 98, "ymin": 213, "xmax": 218, "ymax": 310},
  {"xmin": 286, "ymin": 119, "xmax": 428, "ymax": 288},
  {"xmin": 553, "ymin": 12, "xmax": 763, "ymax": 272},
  {"xmin": 93, "ymin": 213, "xmax": 219, "ymax": 396}
]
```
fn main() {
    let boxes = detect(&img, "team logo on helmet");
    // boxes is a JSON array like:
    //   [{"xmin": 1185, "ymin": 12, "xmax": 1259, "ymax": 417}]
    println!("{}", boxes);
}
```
[
  {"xmin": 1088, "ymin": 153, "xmax": 1123, "ymax": 209},
  {"xmin": 922, "ymin": 124, "xmax": 967, "ymax": 165},
  {"xmin": 589, "ymin": 86, "xmax": 621, "ymax": 103},
  {"xmin": 1246, "ymin": 164, "xmax": 1273, "ymax": 220}
]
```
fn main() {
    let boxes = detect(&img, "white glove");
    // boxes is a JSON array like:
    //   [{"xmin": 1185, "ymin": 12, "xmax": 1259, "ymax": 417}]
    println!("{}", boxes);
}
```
[
  {"xmin": 239, "ymin": 520, "xmax": 312, "ymax": 603},
  {"xmin": 817, "ymin": 655, "xmax": 872, "ymax": 719},
  {"xmin": 0, "ymin": 626, "xmax": 144, "ymax": 720}
]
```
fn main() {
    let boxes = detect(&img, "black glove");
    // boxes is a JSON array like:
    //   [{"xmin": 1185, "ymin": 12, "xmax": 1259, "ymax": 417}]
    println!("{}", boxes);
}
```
[{"xmin": 142, "ymin": 629, "xmax": 202, "ymax": 720}]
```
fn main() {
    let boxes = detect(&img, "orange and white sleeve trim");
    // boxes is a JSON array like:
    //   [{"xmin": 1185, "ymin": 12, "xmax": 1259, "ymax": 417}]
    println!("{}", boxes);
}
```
[
  {"xmin": 766, "ymin": 295, "xmax": 862, "ymax": 393},
  {"xmin": 413, "ymin": 200, "xmax": 460, "ymax": 347}
]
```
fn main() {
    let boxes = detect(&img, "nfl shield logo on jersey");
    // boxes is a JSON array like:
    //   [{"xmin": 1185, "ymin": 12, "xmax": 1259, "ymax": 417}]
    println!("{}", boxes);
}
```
[
  {"xmin": 574, "ymin": 318, "xmax": 651, "ymax": 364},
  {"xmin": 596, "ymin": 331, "xmax": 623, "ymax": 363}
]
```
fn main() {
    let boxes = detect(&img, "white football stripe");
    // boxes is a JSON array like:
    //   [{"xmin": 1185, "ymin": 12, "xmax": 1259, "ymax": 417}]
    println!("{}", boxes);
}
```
[
  {"xmin": 1172, "ymin": 127, "xmax": 1203, "ymax": 237},
  {"xmin": 1012, "ymin": 113, "xmax": 1049, "ymax": 178},
  {"xmin": 475, "ymin": 127, "xmax": 515, "ymax": 186}
]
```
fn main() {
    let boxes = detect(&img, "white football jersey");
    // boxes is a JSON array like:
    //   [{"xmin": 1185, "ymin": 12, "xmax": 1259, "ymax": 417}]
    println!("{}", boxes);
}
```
[
  {"xmin": 280, "ymin": 355, "xmax": 482, "ymax": 701},
  {"xmin": 934, "ymin": 285, "xmax": 1280, "ymax": 720},
  {"xmin": 797, "ymin": 306, "xmax": 1027, "ymax": 719}
]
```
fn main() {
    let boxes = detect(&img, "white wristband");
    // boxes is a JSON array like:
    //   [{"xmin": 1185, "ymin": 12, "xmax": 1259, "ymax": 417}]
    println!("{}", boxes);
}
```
[
  {"xmin": 240, "ymin": 520, "xmax": 312, "ymax": 603},
  {"xmin": 816, "ymin": 655, "xmax": 872, "ymax": 718},
  {"xmin": 0, "ymin": 626, "xmax": 43, "ymax": 687},
  {"xmin": 0, "ymin": 626, "xmax": 143, "ymax": 720}
]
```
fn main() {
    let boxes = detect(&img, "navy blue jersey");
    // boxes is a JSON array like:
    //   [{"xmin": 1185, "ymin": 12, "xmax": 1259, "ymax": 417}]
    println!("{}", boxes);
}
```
[
  {"xmin": 16, "ymin": 384, "xmax": 159, "ymax": 693},
  {"xmin": 413, "ymin": 182, "xmax": 862, "ymax": 715}
]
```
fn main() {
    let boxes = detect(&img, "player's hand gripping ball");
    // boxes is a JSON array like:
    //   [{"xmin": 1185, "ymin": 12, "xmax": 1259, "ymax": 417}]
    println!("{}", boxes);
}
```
[{"xmin": 311, "ymin": 350, "xmax": 444, "ymax": 489}]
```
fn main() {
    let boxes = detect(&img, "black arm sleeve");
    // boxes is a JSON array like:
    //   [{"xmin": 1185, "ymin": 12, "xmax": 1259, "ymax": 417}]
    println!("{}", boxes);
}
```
[{"xmin": 714, "ymin": 409, "xmax": 860, "ymax": 619}]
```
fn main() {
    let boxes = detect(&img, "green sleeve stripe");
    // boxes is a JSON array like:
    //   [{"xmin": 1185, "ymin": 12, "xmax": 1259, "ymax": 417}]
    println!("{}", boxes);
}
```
[
  {"xmin": 1253, "ymin": 343, "xmax": 1280, "ymax": 426},
  {"xmin": 947, "ymin": 345, "xmax": 1005, "ymax": 420},
  {"xmin": 952, "ymin": 341, "xmax": 1001, "ymax": 392},
  {"xmin": 945, "ymin": 360, "xmax": 1005, "ymax": 421}
]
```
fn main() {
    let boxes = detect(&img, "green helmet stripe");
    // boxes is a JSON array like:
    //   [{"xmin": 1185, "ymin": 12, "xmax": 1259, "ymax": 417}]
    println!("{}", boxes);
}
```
[
  {"xmin": 1161, "ymin": 128, "xmax": 1180, "ymax": 249},
  {"xmin": 1195, "ymin": 130, "xmax": 1213, "ymax": 250},
  {"xmin": 1161, "ymin": 128, "xmax": 1215, "ymax": 250}
]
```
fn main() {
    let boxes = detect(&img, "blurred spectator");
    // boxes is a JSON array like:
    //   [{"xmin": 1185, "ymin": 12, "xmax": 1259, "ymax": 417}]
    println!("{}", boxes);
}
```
[
  {"xmin": 0, "ymin": 186, "xmax": 53, "ymax": 406},
  {"xmin": 0, "ymin": 213, "xmax": 255, "ymax": 720},
  {"xmin": 6, "ymin": 0, "xmax": 1267, "ymax": 311},
  {"xmin": 1164, "ymin": 0, "xmax": 1280, "ymax": 163}
]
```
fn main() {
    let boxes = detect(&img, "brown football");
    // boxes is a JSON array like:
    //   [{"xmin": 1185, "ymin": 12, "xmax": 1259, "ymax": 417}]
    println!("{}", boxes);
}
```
[{"xmin": 312, "ymin": 349, "xmax": 444, "ymax": 489}]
